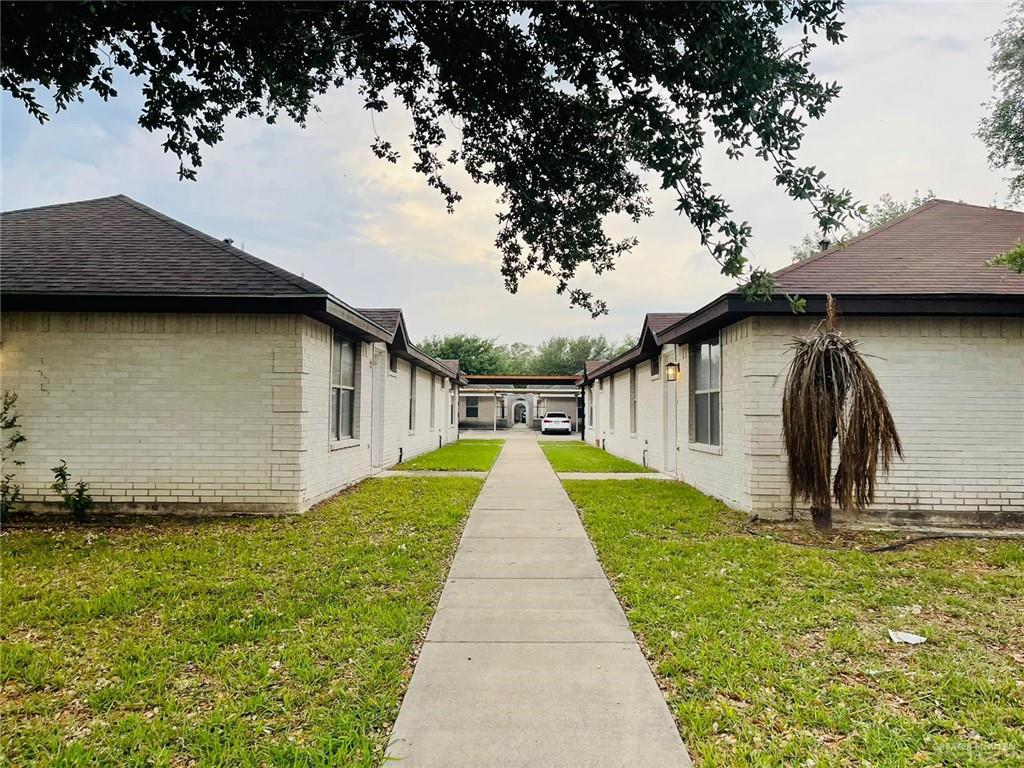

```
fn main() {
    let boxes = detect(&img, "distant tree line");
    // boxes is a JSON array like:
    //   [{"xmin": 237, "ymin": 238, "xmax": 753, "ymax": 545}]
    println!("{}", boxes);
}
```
[{"xmin": 419, "ymin": 334, "xmax": 636, "ymax": 376}]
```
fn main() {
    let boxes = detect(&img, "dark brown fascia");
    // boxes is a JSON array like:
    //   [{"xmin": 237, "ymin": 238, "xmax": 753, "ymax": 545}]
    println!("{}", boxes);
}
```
[
  {"xmin": 465, "ymin": 374, "xmax": 580, "ymax": 384},
  {"xmin": 656, "ymin": 293, "xmax": 1024, "ymax": 346},
  {"xmin": 379, "ymin": 313, "xmax": 461, "ymax": 382},
  {"xmin": 4, "ymin": 289, "xmax": 463, "ymax": 381},
  {"xmin": 4, "ymin": 291, "xmax": 389, "ymax": 344},
  {"xmin": 581, "ymin": 291, "xmax": 1024, "ymax": 383},
  {"xmin": 404, "ymin": 345, "xmax": 466, "ymax": 382},
  {"xmin": 584, "ymin": 327, "xmax": 662, "ymax": 382}
]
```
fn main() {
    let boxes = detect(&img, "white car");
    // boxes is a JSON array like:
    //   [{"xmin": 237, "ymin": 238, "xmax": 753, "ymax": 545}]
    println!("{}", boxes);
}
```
[{"xmin": 540, "ymin": 411, "xmax": 572, "ymax": 435}]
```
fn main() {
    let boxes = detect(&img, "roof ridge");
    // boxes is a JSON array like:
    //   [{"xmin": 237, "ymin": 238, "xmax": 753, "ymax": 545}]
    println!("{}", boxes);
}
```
[
  {"xmin": 772, "ymin": 198, "xmax": 945, "ymax": 280},
  {"xmin": 1, "ymin": 194, "xmax": 128, "ymax": 217},
  {"xmin": 114, "ymin": 196, "xmax": 330, "ymax": 296},
  {"xmin": 928, "ymin": 198, "xmax": 1024, "ymax": 214}
]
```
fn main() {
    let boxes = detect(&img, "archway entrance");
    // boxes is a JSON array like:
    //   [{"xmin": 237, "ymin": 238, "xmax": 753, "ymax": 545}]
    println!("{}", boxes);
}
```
[{"xmin": 513, "ymin": 402, "xmax": 527, "ymax": 425}]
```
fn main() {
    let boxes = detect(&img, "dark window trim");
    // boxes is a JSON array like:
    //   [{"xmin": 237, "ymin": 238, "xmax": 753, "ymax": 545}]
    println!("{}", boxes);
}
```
[
  {"xmin": 330, "ymin": 332, "xmax": 358, "ymax": 442},
  {"xmin": 689, "ymin": 334, "xmax": 721, "ymax": 447}
]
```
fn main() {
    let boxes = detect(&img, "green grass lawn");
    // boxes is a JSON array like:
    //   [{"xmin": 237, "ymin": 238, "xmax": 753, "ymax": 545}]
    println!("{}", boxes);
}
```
[
  {"xmin": 564, "ymin": 480, "xmax": 1024, "ymax": 767},
  {"xmin": 395, "ymin": 439, "xmax": 504, "ymax": 471},
  {"xmin": 1, "ymin": 477, "xmax": 482, "ymax": 767},
  {"xmin": 540, "ymin": 441, "xmax": 653, "ymax": 473}
]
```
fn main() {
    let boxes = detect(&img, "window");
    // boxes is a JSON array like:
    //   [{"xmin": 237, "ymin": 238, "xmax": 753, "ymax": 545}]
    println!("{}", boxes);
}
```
[
  {"xmin": 389, "ymin": 353, "xmax": 399, "ymax": 373},
  {"xmin": 408, "ymin": 365, "xmax": 417, "ymax": 431},
  {"xmin": 609, "ymin": 375, "xmax": 615, "ymax": 429},
  {"xmin": 450, "ymin": 386, "xmax": 456, "ymax": 425},
  {"xmin": 430, "ymin": 375, "xmax": 437, "ymax": 428},
  {"xmin": 466, "ymin": 396, "xmax": 479, "ymax": 418},
  {"xmin": 587, "ymin": 384, "xmax": 594, "ymax": 426},
  {"xmin": 330, "ymin": 333, "xmax": 357, "ymax": 440},
  {"xmin": 650, "ymin": 355, "xmax": 660, "ymax": 377},
  {"xmin": 629, "ymin": 367, "xmax": 637, "ymax": 434},
  {"xmin": 691, "ymin": 337, "xmax": 721, "ymax": 445}
]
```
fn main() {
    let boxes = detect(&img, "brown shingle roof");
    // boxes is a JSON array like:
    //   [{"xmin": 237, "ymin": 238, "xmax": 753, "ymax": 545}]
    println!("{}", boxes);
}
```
[
  {"xmin": 1, "ymin": 195, "xmax": 329, "ymax": 296},
  {"xmin": 1, "ymin": 194, "xmax": 466, "ymax": 380},
  {"xmin": 772, "ymin": 199, "xmax": 1024, "ymax": 295},
  {"xmin": 645, "ymin": 313, "xmax": 688, "ymax": 335},
  {"xmin": 355, "ymin": 308, "xmax": 403, "ymax": 335}
]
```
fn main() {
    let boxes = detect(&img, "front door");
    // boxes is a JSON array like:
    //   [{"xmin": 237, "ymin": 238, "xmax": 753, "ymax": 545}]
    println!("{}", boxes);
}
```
[
  {"xmin": 514, "ymin": 402, "xmax": 527, "ymax": 425},
  {"xmin": 371, "ymin": 349, "xmax": 386, "ymax": 468}
]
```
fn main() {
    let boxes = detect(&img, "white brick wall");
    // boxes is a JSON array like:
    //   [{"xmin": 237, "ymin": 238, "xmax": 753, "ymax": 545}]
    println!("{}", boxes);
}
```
[
  {"xmin": 589, "ymin": 315, "xmax": 1024, "ymax": 526},
  {"xmin": 739, "ymin": 315, "xmax": 1024, "ymax": 524},
  {"xmin": 0, "ymin": 312, "xmax": 459, "ymax": 515},
  {"xmin": 588, "ymin": 354, "xmax": 673, "ymax": 471},
  {"xmin": 674, "ymin": 322, "xmax": 757, "ymax": 511},
  {"xmin": 283, "ymin": 318, "xmax": 458, "ymax": 508},
  {"xmin": 1, "ymin": 312, "xmax": 306, "ymax": 513}
]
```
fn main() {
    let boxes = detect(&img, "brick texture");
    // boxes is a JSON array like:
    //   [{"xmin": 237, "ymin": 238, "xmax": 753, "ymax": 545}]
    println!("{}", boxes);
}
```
[
  {"xmin": 587, "ymin": 315, "xmax": 1024, "ymax": 526},
  {"xmin": 589, "ymin": 354, "xmax": 673, "ymax": 472},
  {"xmin": 0, "ymin": 312, "xmax": 458, "ymax": 515}
]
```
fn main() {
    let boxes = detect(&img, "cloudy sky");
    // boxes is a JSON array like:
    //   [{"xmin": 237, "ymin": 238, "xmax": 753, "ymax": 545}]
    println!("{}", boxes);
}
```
[{"xmin": 1, "ymin": 2, "xmax": 1014, "ymax": 344}]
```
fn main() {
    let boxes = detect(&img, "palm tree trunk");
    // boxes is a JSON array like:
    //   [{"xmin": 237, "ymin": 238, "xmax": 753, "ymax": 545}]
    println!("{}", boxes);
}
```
[{"xmin": 811, "ymin": 420, "xmax": 836, "ymax": 530}]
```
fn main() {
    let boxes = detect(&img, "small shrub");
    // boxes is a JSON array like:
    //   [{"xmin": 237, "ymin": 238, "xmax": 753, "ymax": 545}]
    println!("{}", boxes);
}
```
[
  {"xmin": 1, "ymin": 390, "xmax": 27, "ymax": 517},
  {"xmin": 51, "ymin": 460, "xmax": 93, "ymax": 523},
  {"xmin": 1, "ymin": 473, "xmax": 24, "ymax": 517}
]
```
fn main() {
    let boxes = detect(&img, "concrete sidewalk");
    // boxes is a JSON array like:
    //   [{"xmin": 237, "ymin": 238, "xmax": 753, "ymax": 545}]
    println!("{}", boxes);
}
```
[{"xmin": 386, "ymin": 437, "xmax": 691, "ymax": 767}]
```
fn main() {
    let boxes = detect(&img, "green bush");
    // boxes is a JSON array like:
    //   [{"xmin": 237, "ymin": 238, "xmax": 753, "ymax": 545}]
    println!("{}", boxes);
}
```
[{"xmin": 51, "ymin": 460, "xmax": 93, "ymax": 523}]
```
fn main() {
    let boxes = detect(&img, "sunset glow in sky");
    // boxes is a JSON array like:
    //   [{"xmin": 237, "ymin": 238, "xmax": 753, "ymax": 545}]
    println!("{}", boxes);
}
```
[{"xmin": 1, "ymin": 2, "xmax": 1013, "ymax": 343}]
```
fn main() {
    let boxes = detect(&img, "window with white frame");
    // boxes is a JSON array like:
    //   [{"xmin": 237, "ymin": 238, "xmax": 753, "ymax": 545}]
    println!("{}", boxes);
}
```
[
  {"xmin": 389, "ymin": 352, "xmax": 399, "ymax": 373},
  {"xmin": 629, "ymin": 367, "xmax": 638, "ymax": 433},
  {"xmin": 466, "ymin": 396, "xmax": 479, "ymax": 418},
  {"xmin": 691, "ymin": 336, "xmax": 721, "ymax": 445},
  {"xmin": 450, "ymin": 386, "xmax": 456, "ymax": 425},
  {"xmin": 430, "ymin": 375, "xmax": 437, "ymax": 428},
  {"xmin": 587, "ymin": 384, "xmax": 594, "ymax": 426},
  {"xmin": 330, "ymin": 333, "xmax": 357, "ymax": 440},
  {"xmin": 408, "ymin": 365, "xmax": 417, "ymax": 431},
  {"xmin": 609, "ymin": 375, "xmax": 616, "ymax": 429}
]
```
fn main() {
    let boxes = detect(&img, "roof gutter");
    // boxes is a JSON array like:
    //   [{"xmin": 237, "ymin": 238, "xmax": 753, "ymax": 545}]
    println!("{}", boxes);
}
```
[
  {"xmin": 584, "ymin": 326, "xmax": 664, "ymax": 381},
  {"xmin": 657, "ymin": 293, "xmax": 1024, "ymax": 346},
  {"xmin": 3, "ymin": 291, "xmax": 392, "ymax": 344},
  {"xmin": 320, "ymin": 296, "xmax": 392, "ymax": 342}
]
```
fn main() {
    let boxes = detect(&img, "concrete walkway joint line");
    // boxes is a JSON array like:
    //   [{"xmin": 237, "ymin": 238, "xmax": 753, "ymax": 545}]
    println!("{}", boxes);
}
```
[
  {"xmin": 386, "ymin": 434, "xmax": 692, "ymax": 767},
  {"xmin": 377, "ymin": 469, "xmax": 489, "ymax": 478},
  {"xmin": 557, "ymin": 471, "xmax": 676, "ymax": 481}
]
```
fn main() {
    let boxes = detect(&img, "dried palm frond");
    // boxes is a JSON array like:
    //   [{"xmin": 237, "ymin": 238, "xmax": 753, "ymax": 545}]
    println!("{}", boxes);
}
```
[{"xmin": 782, "ymin": 296, "xmax": 903, "ymax": 528}]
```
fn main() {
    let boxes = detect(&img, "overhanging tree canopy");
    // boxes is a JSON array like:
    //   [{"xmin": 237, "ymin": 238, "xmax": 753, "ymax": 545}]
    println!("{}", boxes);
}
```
[
  {"xmin": 1, "ymin": 1, "xmax": 856, "ymax": 314},
  {"xmin": 979, "ymin": 1, "xmax": 1024, "ymax": 204}
]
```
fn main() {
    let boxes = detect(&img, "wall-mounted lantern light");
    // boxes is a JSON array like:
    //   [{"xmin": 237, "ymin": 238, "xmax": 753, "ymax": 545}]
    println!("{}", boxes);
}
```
[{"xmin": 665, "ymin": 361, "xmax": 680, "ymax": 382}]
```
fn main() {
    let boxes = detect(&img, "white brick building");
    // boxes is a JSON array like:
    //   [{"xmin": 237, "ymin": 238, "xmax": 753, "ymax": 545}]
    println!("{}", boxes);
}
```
[
  {"xmin": 0, "ymin": 195, "xmax": 464, "ymax": 515},
  {"xmin": 457, "ymin": 374, "xmax": 582, "ymax": 432},
  {"xmin": 584, "ymin": 200, "xmax": 1024, "ymax": 527}
]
